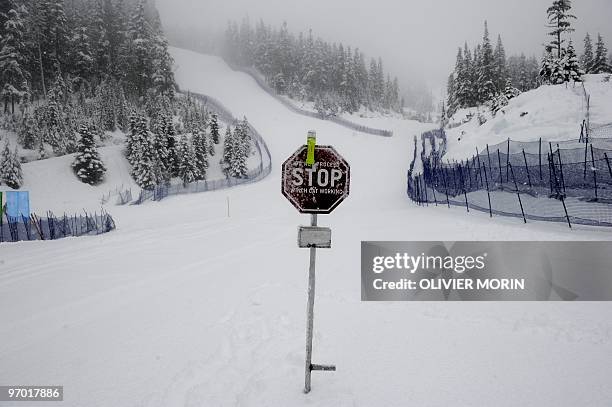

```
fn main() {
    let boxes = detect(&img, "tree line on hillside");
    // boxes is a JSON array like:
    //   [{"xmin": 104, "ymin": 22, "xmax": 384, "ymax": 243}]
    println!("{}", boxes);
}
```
[
  {"xmin": 0, "ymin": 0, "xmax": 175, "ymax": 112},
  {"xmin": 446, "ymin": 0, "xmax": 612, "ymax": 121},
  {"xmin": 125, "ymin": 97, "xmax": 253, "ymax": 190},
  {"xmin": 0, "ymin": 0, "xmax": 179, "ymax": 190},
  {"xmin": 0, "ymin": 0, "xmax": 257, "ymax": 193},
  {"xmin": 539, "ymin": 1, "xmax": 611, "ymax": 85},
  {"xmin": 223, "ymin": 19, "xmax": 402, "ymax": 116}
]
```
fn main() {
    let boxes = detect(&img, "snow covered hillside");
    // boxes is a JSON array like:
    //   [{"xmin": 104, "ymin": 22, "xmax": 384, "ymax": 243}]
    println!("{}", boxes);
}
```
[
  {"xmin": 446, "ymin": 76, "xmax": 612, "ymax": 160},
  {"xmin": 0, "ymin": 145, "xmax": 136, "ymax": 214},
  {"xmin": 2, "ymin": 48, "xmax": 612, "ymax": 407}
]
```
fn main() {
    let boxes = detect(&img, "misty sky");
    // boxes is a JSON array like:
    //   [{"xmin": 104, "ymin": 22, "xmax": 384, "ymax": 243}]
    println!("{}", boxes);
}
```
[{"xmin": 157, "ymin": 0, "xmax": 612, "ymax": 96}]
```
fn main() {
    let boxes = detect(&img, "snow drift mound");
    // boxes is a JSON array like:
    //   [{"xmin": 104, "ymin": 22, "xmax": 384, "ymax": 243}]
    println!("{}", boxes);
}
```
[{"xmin": 446, "ymin": 78, "xmax": 612, "ymax": 160}]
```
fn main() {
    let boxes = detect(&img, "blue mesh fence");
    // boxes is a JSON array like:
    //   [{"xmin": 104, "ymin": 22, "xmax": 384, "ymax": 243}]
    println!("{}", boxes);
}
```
[
  {"xmin": 0, "ymin": 210, "xmax": 116, "ymax": 243},
  {"xmin": 407, "ymin": 128, "xmax": 612, "ymax": 228}
]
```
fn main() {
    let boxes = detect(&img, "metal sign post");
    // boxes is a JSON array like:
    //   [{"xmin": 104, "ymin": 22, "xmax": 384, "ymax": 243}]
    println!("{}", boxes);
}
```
[
  {"xmin": 304, "ymin": 213, "xmax": 320, "ymax": 393},
  {"xmin": 281, "ymin": 131, "xmax": 350, "ymax": 393}
]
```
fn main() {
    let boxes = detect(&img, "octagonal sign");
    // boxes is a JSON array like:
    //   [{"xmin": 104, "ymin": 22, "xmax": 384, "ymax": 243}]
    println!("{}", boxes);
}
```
[{"xmin": 282, "ymin": 145, "xmax": 350, "ymax": 214}]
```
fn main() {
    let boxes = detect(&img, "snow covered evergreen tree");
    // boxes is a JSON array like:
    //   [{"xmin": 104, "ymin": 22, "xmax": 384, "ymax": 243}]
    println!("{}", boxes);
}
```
[
  {"xmin": 563, "ymin": 41, "xmax": 583, "ymax": 82},
  {"xmin": 546, "ymin": 0, "xmax": 576, "ymax": 59},
  {"xmin": 37, "ymin": 0, "xmax": 69, "ymax": 84},
  {"xmin": 163, "ymin": 115, "xmax": 179, "ymax": 176},
  {"xmin": 152, "ymin": 118, "xmax": 171, "ymax": 182},
  {"xmin": 69, "ymin": 25, "xmax": 94, "ymax": 92},
  {"xmin": 448, "ymin": 24, "xmax": 515, "ymax": 109},
  {"xmin": 222, "ymin": 125, "xmax": 233, "ymax": 175},
  {"xmin": 18, "ymin": 113, "xmax": 38, "ymax": 149},
  {"xmin": 177, "ymin": 134, "xmax": 199, "ymax": 186},
  {"xmin": 151, "ymin": 31, "xmax": 176, "ymax": 98},
  {"xmin": 539, "ymin": 50, "xmax": 555, "ymax": 84},
  {"xmin": 454, "ymin": 45, "xmax": 470, "ymax": 107},
  {"xmin": 550, "ymin": 57, "xmax": 566, "ymax": 84},
  {"xmin": 192, "ymin": 127, "xmax": 208, "ymax": 181},
  {"xmin": 504, "ymin": 79, "xmax": 521, "ymax": 100},
  {"xmin": 590, "ymin": 34, "xmax": 612, "ymax": 74},
  {"xmin": 581, "ymin": 33, "xmax": 594, "ymax": 73},
  {"xmin": 446, "ymin": 73, "xmax": 457, "ymax": 118},
  {"xmin": 209, "ymin": 113, "xmax": 220, "ymax": 144},
  {"xmin": 0, "ymin": 3, "xmax": 27, "ymax": 114},
  {"xmin": 129, "ymin": 115, "xmax": 158, "ymax": 190},
  {"xmin": 126, "ymin": 113, "xmax": 140, "ymax": 165},
  {"xmin": 231, "ymin": 118, "xmax": 251, "ymax": 178},
  {"xmin": 493, "ymin": 34, "xmax": 508, "ymax": 92},
  {"xmin": 0, "ymin": 141, "xmax": 22, "ymax": 189},
  {"xmin": 222, "ymin": 121, "xmax": 250, "ymax": 179},
  {"xmin": 72, "ymin": 124, "xmax": 106, "ymax": 185},
  {"xmin": 478, "ymin": 21, "xmax": 497, "ymax": 103},
  {"xmin": 126, "ymin": 0, "xmax": 153, "ymax": 97}
]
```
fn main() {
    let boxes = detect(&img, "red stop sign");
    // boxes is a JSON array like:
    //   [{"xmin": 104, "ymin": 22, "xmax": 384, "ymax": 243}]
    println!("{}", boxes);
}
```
[{"xmin": 282, "ymin": 145, "xmax": 350, "ymax": 214}]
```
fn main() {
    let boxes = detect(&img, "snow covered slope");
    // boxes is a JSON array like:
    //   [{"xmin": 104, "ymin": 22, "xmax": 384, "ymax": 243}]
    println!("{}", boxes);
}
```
[
  {"xmin": 1, "ymin": 48, "xmax": 612, "ymax": 407},
  {"xmin": 0, "ymin": 145, "xmax": 137, "ymax": 214},
  {"xmin": 446, "ymin": 77, "xmax": 612, "ymax": 160}
]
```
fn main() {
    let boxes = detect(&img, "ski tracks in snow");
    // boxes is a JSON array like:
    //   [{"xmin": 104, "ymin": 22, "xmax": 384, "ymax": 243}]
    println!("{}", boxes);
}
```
[{"xmin": 150, "ymin": 283, "xmax": 301, "ymax": 407}]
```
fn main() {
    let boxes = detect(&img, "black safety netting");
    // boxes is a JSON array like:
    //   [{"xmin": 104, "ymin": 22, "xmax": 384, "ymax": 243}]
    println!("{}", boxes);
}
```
[{"xmin": 407, "ymin": 130, "xmax": 612, "ymax": 228}]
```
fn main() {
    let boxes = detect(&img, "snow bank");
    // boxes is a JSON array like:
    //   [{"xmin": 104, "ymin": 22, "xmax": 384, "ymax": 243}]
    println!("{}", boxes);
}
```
[
  {"xmin": 446, "ymin": 81, "xmax": 612, "ymax": 161},
  {"xmin": 0, "ymin": 145, "xmax": 136, "ymax": 214}
]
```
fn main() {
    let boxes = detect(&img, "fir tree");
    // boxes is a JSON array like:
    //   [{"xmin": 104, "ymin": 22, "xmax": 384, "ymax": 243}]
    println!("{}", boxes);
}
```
[
  {"xmin": 563, "ymin": 41, "xmax": 583, "ymax": 82},
  {"xmin": 209, "ymin": 112, "xmax": 220, "ymax": 144},
  {"xmin": 163, "ymin": 115, "xmax": 179, "ymax": 176},
  {"xmin": 192, "ymin": 127, "xmax": 208, "ymax": 180},
  {"xmin": 0, "ymin": 141, "xmax": 22, "ymax": 189},
  {"xmin": 152, "ymin": 118, "xmax": 171, "ymax": 182},
  {"xmin": 590, "ymin": 34, "xmax": 612, "ymax": 74},
  {"xmin": 18, "ymin": 113, "xmax": 38, "ymax": 149},
  {"xmin": 549, "ymin": 57, "xmax": 566, "ymax": 84},
  {"xmin": 126, "ymin": 113, "xmax": 137, "ymax": 164},
  {"xmin": 546, "ymin": 0, "xmax": 576, "ymax": 59},
  {"xmin": 38, "ymin": 0, "xmax": 69, "ymax": 78},
  {"xmin": 582, "ymin": 33, "xmax": 594, "ymax": 73},
  {"xmin": 222, "ymin": 125, "xmax": 233, "ymax": 175},
  {"xmin": 127, "ymin": 0, "xmax": 154, "ymax": 96},
  {"xmin": 177, "ymin": 134, "xmax": 199, "ymax": 186},
  {"xmin": 69, "ymin": 25, "xmax": 94, "ymax": 91},
  {"xmin": 151, "ymin": 31, "xmax": 175, "ymax": 98},
  {"xmin": 230, "ymin": 118, "xmax": 251, "ymax": 178},
  {"xmin": 72, "ymin": 124, "xmax": 106, "ymax": 185},
  {"xmin": 539, "ymin": 50, "xmax": 555, "ymax": 84},
  {"xmin": 130, "ymin": 115, "xmax": 158, "ymax": 190},
  {"xmin": 504, "ymin": 79, "xmax": 521, "ymax": 100},
  {"xmin": 493, "ymin": 34, "xmax": 507, "ymax": 92},
  {"xmin": 457, "ymin": 44, "xmax": 472, "ymax": 107},
  {"xmin": 0, "ymin": 4, "xmax": 27, "ymax": 114},
  {"xmin": 446, "ymin": 73, "xmax": 457, "ymax": 117},
  {"xmin": 38, "ymin": 139, "xmax": 46, "ymax": 160},
  {"xmin": 478, "ymin": 21, "xmax": 497, "ymax": 103}
]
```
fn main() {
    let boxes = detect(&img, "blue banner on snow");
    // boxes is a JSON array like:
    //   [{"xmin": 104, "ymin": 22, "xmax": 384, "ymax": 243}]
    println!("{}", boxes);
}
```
[{"xmin": 5, "ymin": 191, "xmax": 30, "ymax": 219}]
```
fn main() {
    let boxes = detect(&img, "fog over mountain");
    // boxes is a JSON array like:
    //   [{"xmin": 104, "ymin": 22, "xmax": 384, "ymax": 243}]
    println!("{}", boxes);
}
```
[{"xmin": 157, "ymin": 0, "xmax": 612, "ymax": 104}]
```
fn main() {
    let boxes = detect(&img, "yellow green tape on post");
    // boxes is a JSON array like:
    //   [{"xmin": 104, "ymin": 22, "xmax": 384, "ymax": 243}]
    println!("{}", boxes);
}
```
[{"xmin": 306, "ymin": 130, "xmax": 316, "ymax": 166}]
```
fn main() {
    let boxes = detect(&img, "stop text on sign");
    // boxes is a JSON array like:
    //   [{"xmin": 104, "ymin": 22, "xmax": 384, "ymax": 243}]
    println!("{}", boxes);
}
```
[
  {"xmin": 291, "ymin": 164, "xmax": 343, "ymax": 188},
  {"xmin": 281, "ymin": 145, "xmax": 350, "ymax": 214}
]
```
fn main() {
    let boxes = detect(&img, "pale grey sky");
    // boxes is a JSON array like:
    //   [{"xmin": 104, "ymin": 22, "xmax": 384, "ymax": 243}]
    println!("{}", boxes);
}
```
[{"xmin": 157, "ymin": 0, "xmax": 612, "ymax": 94}]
